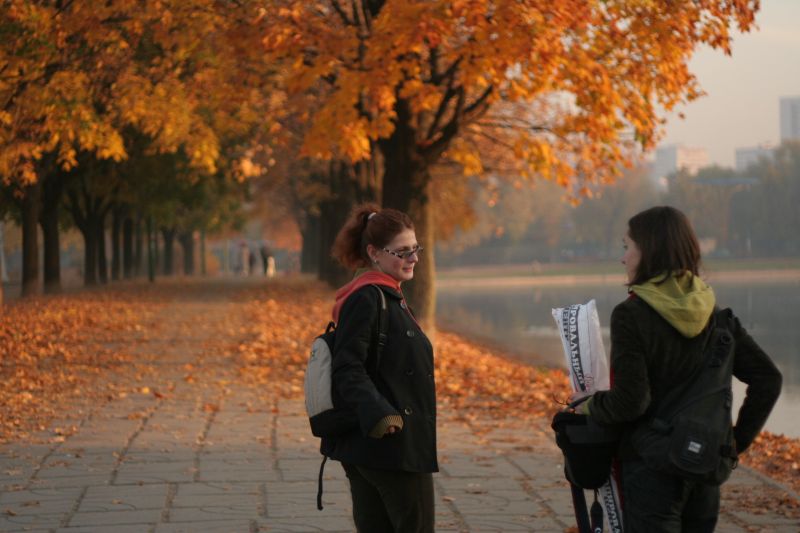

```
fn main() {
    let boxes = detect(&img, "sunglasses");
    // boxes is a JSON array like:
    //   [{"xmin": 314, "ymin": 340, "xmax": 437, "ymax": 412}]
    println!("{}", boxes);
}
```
[{"xmin": 382, "ymin": 245, "xmax": 424, "ymax": 260}]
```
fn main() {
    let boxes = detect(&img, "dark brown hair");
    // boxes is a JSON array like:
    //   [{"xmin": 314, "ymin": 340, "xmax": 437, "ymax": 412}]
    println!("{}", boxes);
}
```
[
  {"xmin": 331, "ymin": 203, "xmax": 415, "ymax": 270},
  {"xmin": 627, "ymin": 205, "xmax": 702, "ymax": 286}
]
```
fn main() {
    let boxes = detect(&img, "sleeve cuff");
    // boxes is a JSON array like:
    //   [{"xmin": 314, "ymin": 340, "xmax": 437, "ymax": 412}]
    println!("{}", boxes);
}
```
[{"xmin": 369, "ymin": 414, "xmax": 404, "ymax": 438}]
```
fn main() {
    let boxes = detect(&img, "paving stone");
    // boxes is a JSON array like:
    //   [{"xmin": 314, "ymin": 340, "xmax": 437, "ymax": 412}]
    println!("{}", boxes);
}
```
[
  {"xmin": 79, "ymin": 484, "xmax": 169, "ymax": 512},
  {"xmin": 439, "ymin": 454, "xmax": 522, "ymax": 479},
  {"xmin": 258, "ymin": 515, "xmax": 355, "ymax": 532},
  {"xmin": 155, "ymin": 520, "xmax": 256, "ymax": 532},
  {"xmin": 0, "ymin": 512, "xmax": 65, "ymax": 531},
  {"xmin": 67, "ymin": 508, "xmax": 162, "ymax": 527},
  {"xmin": 55, "ymin": 525, "xmax": 150, "ymax": 533},
  {"xmin": 266, "ymin": 488, "xmax": 351, "ymax": 518},
  {"xmin": 451, "ymin": 489, "xmax": 544, "ymax": 516},
  {"xmin": 114, "ymin": 462, "xmax": 195, "ymax": 484}
]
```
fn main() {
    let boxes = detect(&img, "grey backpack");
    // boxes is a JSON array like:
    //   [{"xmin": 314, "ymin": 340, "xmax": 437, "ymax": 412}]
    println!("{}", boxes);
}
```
[{"xmin": 304, "ymin": 285, "xmax": 387, "ymax": 438}]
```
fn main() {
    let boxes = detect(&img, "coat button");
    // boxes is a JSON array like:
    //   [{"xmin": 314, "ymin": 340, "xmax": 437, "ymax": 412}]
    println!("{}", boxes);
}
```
[
  {"xmin": 400, "ymin": 301, "xmax": 407, "ymax": 309},
  {"xmin": 406, "ymin": 369, "xmax": 414, "ymax": 376},
  {"xmin": 404, "ymin": 407, "xmax": 413, "ymax": 415},
  {"xmin": 406, "ymin": 329, "xmax": 415, "ymax": 338}
]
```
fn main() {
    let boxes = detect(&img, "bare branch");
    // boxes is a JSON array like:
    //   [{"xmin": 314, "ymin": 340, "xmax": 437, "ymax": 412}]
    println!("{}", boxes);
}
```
[
  {"xmin": 424, "ymin": 87, "xmax": 466, "ymax": 161},
  {"xmin": 463, "ymin": 85, "xmax": 493, "ymax": 123},
  {"xmin": 426, "ymin": 85, "xmax": 458, "ymax": 141}
]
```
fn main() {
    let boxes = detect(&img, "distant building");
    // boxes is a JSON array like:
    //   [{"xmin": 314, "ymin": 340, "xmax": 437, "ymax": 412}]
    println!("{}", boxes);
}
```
[
  {"xmin": 735, "ymin": 144, "xmax": 775, "ymax": 171},
  {"xmin": 650, "ymin": 144, "xmax": 709, "ymax": 189},
  {"xmin": 779, "ymin": 96, "xmax": 800, "ymax": 142}
]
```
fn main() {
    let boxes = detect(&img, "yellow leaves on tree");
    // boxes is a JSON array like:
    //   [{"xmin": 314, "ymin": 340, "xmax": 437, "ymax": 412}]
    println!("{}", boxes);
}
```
[
  {"xmin": 1, "ymin": 0, "xmax": 276, "ymax": 185},
  {"xmin": 264, "ymin": 0, "xmax": 759, "ymax": 190}
]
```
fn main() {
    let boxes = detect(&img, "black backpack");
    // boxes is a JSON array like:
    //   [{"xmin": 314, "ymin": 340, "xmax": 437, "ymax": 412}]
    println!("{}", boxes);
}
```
[{"xmin": 630, "ymin": 308, "xmax": 738, "ymax": 485}]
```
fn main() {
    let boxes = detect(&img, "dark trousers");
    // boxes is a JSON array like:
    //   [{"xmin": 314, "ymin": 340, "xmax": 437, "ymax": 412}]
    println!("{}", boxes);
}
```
[
  {"xmin": 342, "ymin": 463, "xmax": 434, "ymax": 533},
  {"xmin": 622, "ymin": 458, "xmax": 720, "ymax": 533}
]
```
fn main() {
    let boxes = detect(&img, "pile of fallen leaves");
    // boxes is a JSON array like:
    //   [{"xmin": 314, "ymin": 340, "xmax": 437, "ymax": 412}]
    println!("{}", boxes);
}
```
[
  {"xmin": 740, "ymin": 432, "xmax": 800, "ymax": 494},
  {"xmin": 235, "ymin": 282, "xmax": 329, "ymax": 396},
  {"xmin": 0, "ymin": 287, "xmax": 166, "ymax": 444},
  {"xmin": 435, "ymin": 331, "xmax": 570, "ymax": 423}
]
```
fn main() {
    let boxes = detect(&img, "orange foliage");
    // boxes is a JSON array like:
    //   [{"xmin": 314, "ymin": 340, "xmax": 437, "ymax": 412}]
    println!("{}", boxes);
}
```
[
  {"xmin": 1, "ymin": 0, "xmax": 275, "ymax": 184},
  {"xmin": 264, "ymin": 0, "xmax": 759, "ymax": 190}
]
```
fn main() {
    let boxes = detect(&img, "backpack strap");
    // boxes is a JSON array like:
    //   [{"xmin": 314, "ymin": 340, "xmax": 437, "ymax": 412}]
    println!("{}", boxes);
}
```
[
  {"xmin": 316, "ymin": 455, "xmax": 328, "ymax": 510},
  {"xmin": 569, "ymin": 482, "xmax": 593, "ymax": 533},
  {"xmin": 316, "ymin": 286, "xmax": 388, "ymax": 511}
]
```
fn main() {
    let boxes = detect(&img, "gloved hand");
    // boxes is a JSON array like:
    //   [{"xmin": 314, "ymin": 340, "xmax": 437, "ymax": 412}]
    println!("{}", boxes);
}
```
[{"xmin": 571, "ymin": 396, "xmax": 592, "ymax": 416}]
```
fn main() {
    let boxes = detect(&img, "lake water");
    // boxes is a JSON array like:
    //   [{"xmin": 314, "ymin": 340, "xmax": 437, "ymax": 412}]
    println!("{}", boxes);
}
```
[{"xmin": 437, "ymin": 278, "xmax": 800, "ymax": 438}]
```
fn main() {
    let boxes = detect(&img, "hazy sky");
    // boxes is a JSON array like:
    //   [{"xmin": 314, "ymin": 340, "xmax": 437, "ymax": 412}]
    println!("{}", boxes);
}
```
[{"xmin": 660, "ymin": 0, "xmax": 800, "ymax": 168}]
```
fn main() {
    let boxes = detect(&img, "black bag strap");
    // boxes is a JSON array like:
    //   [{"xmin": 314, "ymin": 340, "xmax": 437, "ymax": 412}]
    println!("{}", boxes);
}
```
[
  {"xmin": 570, "ymin": 482, "xmax": 592, "ymax": 533},
  {"xmin": 316, "ymin": 455, "xmax": 328, "ymax": 510},
  {"xmin": 569, "ymin": 485, "xmax": 605, "ymax": 533}
]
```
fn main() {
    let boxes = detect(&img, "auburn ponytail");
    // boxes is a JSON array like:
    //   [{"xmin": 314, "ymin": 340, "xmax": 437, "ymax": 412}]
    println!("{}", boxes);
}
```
[{"xmin": 331, "ymin": 203, "xmax": 414, "ymax": 270}]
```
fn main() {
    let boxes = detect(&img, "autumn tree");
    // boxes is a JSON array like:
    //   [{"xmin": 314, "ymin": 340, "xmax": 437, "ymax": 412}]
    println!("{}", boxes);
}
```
[
  {"xmin": 1, "ymin": 1, "xmax": 278, "ymax": 293},
  {"xmin": 265, "ymin": 0, "xmax": 760, "ymax": 328}
]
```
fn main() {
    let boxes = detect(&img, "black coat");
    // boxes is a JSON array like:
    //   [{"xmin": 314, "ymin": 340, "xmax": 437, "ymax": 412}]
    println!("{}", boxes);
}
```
[
  {"xmin": 591, "ymin": 294, "xmax": 782, "ymax": 456},
  {"xmin": 321, "ymin": 284, "xmax": 438, "ymax": 473}
]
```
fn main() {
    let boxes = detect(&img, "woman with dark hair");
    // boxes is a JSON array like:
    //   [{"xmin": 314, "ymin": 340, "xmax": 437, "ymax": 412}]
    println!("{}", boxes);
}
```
[
  {"xmin": 579, "ymin": 206, "xmax": 781, "ymax": 532},
  {"xmin": 325, "ymin": 202, "xmax": 436, "ymax": 532}
]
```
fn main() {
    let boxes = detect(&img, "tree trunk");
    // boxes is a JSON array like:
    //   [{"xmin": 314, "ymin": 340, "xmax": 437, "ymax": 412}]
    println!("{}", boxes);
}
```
[
  {"xmin": 317, "ymin": 160, "xmax": 380, "ymax": 287},
  {"xmin": 0, "ymin": 222, "xmax": 7, "ymax": 306},
  {"xmin": 161, "ymin": 227, "xmax": 176, "ymax": 275},
  {"xmin": 134, "ymin": 216, "xmax": 143, "ymax": 276},
  {"xmin": 300, "ymin": 214, "xmax": 321, "ymax": 274},
  {"xmin": 65, "ymin": 190, "xmax": 99, "ymax": 287},
  {"xmin": 80, "ymin": 222, "xmax": 98, "ymax": 286},
  {"xmin": 21, "ymin": 181, "xmax": 42, "ymax": 297},
  {"xmin": 122, "ymin": 216, "xmax": 134, "ymax": 279},
  {"xmin": 379, "ymin": 117, "xmax": 436, "ymax": 332},
  {"xmin": 179, "ymin": 231, "xmax": 195, "ymax": 275},
  {"xmin": 40, "ymin": 174, "xmax": 64, "ymax": 294},
  {"xmin": 383, "ymin": 173, "xmax": 436, "ymax": 333},
  {"xmin": 96, "ymin": 213, "xmax": 108, "ymax": 284},
  {"xmin": 200, "ymin": 230, "xmax": 206, "ymax": 275},
  {"xmin": 146, "ymin": 216, "xmax": 155, "ymax": 282},
  {"xmin": 318, "ymin": 199, "xmax": 350, "ymax": 287},
  {"xmin": 111, "ymin": 207, "xmax": 123, "ymax": 281}
]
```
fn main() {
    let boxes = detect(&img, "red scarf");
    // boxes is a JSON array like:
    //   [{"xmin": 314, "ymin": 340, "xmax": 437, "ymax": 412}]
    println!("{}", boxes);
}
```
[{"xmin": 331, "ymin": 270, "xmax": 401, "ymax": 324}]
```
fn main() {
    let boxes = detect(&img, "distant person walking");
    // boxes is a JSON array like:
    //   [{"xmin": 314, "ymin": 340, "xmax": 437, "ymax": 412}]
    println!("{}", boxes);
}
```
[
  {"xmin": 578, "ymin": 206, "xmax": 782, "ymax": 532},
  {"xmin": 259, "ymin": 242, "xmax": 272, "ymax": 276},
  {"xmin": 323, "ymin": 203, "xmax": 436, "ymax": 533}
]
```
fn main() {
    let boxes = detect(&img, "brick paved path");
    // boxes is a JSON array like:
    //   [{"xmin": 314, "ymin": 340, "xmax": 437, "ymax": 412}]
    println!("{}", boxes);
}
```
[{"xmin": 1, "ymin": 279, "xmax": 797, "ymax": 532}]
